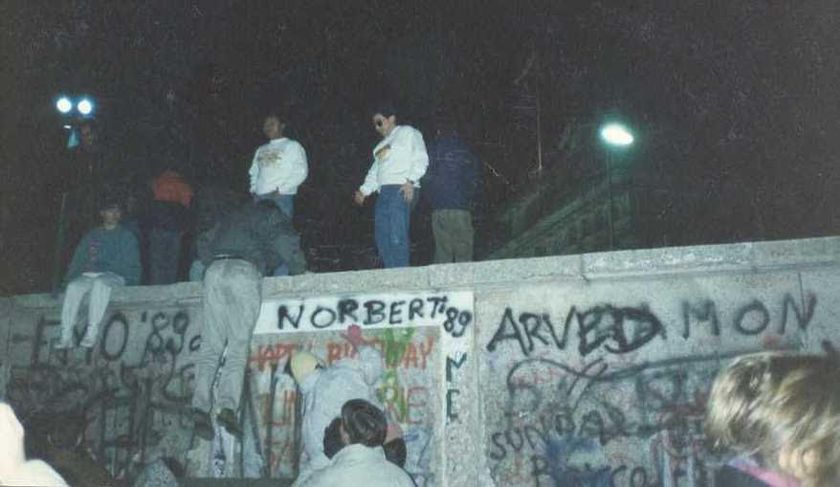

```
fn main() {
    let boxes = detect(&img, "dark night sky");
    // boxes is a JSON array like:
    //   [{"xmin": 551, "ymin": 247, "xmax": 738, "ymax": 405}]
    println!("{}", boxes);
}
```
[{"xmin": 2, "ymin": 1, "xmax": 840, "ymax": 294}]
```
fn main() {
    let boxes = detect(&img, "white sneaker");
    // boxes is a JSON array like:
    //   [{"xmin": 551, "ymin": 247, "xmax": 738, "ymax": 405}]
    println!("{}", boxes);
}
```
[{"xmin": 54, "ymin": 339, "xmax": 73, "ymax": 350}]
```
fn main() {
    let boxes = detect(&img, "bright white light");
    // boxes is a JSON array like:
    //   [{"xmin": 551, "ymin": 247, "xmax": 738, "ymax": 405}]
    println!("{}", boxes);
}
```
[
  {"xmin": 56, "ymin": 97, "xmax": 73, "ymax": 114},
  {"xmin": 77, "ymin": 98, "xmax": 94, "ymax": 115},
  {"xmin": 600, "ymin": 123, "xmax": 635, "ymax": 147}
]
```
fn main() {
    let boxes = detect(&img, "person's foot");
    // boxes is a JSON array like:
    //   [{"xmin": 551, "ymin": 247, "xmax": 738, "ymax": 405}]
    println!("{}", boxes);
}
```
[
  {"xmin": 216, "ymin": 408, "xmax": 241, "ymax": 437},
  {"xmin": 192, "ymin": 408, "xmax": 214, "ymax": 441},
  {"xmin": 54, "ymin": 339, "xmax": 72, "ymax": 350}
]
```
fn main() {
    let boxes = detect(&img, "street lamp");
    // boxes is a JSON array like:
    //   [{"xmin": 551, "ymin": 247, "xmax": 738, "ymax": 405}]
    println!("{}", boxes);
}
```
[
  {"xmin": 51, "ymin": 93, "xmax": 96, "ymax": 291},
  {"xmin": 599, "ymin": 122, "xmax": 635, "ymax": 250},
  {"xmin": 56, "ymin": 97, "xmax": 73, "ymax": 114},
  {"xmin": 77, "ymin": 98, "xmax": 94, "ymax": 116}
]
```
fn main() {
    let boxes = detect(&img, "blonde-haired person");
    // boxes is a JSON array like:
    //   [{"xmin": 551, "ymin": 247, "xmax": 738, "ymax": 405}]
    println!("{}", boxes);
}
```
[{"xmin": 706, "ymin": 352, "xmax": 840, "ymax": 486}]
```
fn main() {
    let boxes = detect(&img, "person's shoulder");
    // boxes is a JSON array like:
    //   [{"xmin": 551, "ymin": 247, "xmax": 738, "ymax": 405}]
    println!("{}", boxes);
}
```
[{"xmin": 402, "ymin": 125, "xmax": 424, "ymax": 136}]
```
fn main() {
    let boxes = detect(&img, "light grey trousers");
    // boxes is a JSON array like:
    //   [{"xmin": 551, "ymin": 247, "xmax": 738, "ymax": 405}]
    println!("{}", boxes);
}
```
[
  {"xmin": 60, "ymin": 272, "xmax": 125, "ymax": 348},
  {"xmin": 192, "ymin": 259, "xmax": 262, "ymax": 413}
]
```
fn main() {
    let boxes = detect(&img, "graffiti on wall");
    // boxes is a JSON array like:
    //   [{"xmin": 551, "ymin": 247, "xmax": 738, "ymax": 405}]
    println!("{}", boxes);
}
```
[
  {"xmin": 250, "ymin": 290, "xmax": 474, "ymax": 486},
  {"xmin": 483, "ymin": 290, "xmax": 823, "ymax": 487},
  {"xmin": 6, "ymin": 308, "xmax": 201, "ymax": 482}
]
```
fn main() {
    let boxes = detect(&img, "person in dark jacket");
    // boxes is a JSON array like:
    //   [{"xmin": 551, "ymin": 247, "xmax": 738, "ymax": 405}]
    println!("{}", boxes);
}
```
[
  {"xmin": 424, "ymin": 120, "xmax": 481, "ymax": 263},
  {"xmin": 147, "ymin": 167, "xmax": 193, "ymax": 284},
  {"xmin": 192, "ymin": 200, "xmax": 307, "ymax": 440}
]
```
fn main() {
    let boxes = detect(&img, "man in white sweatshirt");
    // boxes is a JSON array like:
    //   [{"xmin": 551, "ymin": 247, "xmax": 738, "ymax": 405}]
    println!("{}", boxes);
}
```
[
  {"xmin": 354, "ymin": 102, "xmax": 428, "ymax": 268},
  {"xmin": 249, "ymin": 113, "xmax": 308, "ymax": 219}
]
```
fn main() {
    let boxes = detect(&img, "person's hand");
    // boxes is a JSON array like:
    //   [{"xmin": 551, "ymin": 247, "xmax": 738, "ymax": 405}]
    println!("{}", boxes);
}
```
[
  {"xmin": 400, "ymin": 182, "xmax": 414, "ymax": 203},
  {"xmin": 353, "ymin": 190, "xmax": 366, "ymax": 206}
]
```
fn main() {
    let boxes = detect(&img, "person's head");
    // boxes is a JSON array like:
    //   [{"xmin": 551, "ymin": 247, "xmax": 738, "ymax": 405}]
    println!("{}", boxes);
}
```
[
  {"xmin": 79, "ymin": 122, "xmax": 97, "ymax": 148},
  {"xmin": 262, "ymin": 113, "xmax": 286, "ymax": 140},
  {"xmin": 370, "ymin": 101, "xmax": 397, "ymax": 138},
  {"xmin": 340, "ymin": 399, "xmax": 387, "ymax": 447},
  {"xmin": 706, "ymin": 352, "xmax": 840, "ymax": 486},
  {"xmin": 98, "ymin": 198, "xmax": 123, "ymax": 229}
]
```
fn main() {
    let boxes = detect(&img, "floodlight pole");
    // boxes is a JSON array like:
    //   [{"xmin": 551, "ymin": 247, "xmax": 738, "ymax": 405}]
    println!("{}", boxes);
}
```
[
  {"xmin": 599, "ymin": 122, "xmax": 634, "ymax": 251},
  {"xmin": 606, "ymin": 151, "xmax": 615, "ymax": 250}
]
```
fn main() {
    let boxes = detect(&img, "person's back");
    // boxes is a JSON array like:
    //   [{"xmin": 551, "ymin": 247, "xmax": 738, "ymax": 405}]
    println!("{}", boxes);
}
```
[
  {"xmin": 301, "ymin": 443, "xmax": 414, "ymax": 487},
  {"xmin": 202, "ymin": 201, "xmax": 306, "ymax": 275},
  {"xmin": 425, "ymin": 133, "xmax": 479, "ymax": 211},
  {"xmin": 297, "ymin": 399, "xmax": 414, "ymax": 487},
  {"xmin": 297, "ymin": 347, "xmax": 383, "ymax": 475}
]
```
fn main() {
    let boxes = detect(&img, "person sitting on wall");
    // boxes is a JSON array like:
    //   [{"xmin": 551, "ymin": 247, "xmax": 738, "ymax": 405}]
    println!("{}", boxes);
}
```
[
  {"xmin": 287, "ymin": 324, "xmax": 390, "ymax": 485},
  {"xmin": 191, "ymin": 200, "xmax": 307, "ymax": 440},
  {"xmin": 706, "ymin": 352, "xmax": 840, "ymax": 486},
  {"xmin": 296, "ymin": 399, "xmax": 415, "ymax": 487},
  {"xmin": 0, "ymin": 402, "xmax": 68, "ymax": 486},
  {"xmin": 56, "ymin": 195, "xmax": 141, "ymax": 349}
]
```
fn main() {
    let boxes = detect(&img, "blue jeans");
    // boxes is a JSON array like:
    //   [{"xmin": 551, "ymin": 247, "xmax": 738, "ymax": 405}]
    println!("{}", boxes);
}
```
[
  {"xmin": 374, "ymin": 185, "xmax": 418, "ymax": 268},
  {"xmin": 256, "ymin": 193, "xmax": 294, "ymax": 219},
  {"xmin": 256, "ymin": 193, "xmax": 294, "ymax": 276}
]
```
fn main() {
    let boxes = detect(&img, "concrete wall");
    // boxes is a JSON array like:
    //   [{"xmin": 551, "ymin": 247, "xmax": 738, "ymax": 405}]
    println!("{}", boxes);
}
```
[{"xmin": 1, "ymin": 236, "xmax": 839, "ymax": 486}]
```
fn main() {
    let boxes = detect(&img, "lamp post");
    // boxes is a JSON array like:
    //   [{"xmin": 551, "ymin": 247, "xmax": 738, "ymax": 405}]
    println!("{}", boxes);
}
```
[
  {"xmin": 51, "ymin": 94, "xmax": 96, "ymax": 291},
  {"xmin": 599, "ymin": 122, "xmax": 635, "ymax": 250}
]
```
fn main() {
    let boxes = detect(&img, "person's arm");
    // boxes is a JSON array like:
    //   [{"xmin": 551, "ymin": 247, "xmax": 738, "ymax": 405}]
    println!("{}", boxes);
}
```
[
  {"xmin": 278, "ymin": 142, "xmax": 308, "ymax": 193},
  {"xmin": 248, "ymin": 148, "xmax": 261, "ymax": 194},
  {"xmin": 120, "ymin": 232, "xmax": 142, "ymax": 286},
  {"xmin": 63, "ymin": 234, "xmax": 90, "ymax": 287},
  {"xmin": 407, "ymin": 128, "xmax": 429, "ymax": 185},
  {"xmin": 463, "ymin": 152, "xmax": 480, "ymax": 203},
  {"xmin": 341, "ymin": 325, "xmax": 384, "ymax": 386},
  {"xmin": 358, "ymin": 159, "xmax": 381, "ymax": 197}
]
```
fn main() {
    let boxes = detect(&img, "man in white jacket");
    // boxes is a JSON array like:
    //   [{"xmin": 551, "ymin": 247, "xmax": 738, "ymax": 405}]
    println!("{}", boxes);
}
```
[
  {"xmin": 249, "ymin": 113, "xmax": 308, "ymax": 219},
  {"xmin": 354, "ymin": 102, "xmax": 428, "ymax": 268},
  {"xmin": 297, "ymin": 399, "xmax": 415, "ymax": 487}
]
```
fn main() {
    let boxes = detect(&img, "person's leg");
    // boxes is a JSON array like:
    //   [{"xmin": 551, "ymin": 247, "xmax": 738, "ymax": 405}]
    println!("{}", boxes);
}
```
[
  {"xmin": 387, "ymin": 187, "xmax": 411, "ymax": 268},
  {"xmin": 451, "ymin": 210, "xmax": 475, "ymax": 262},
  {"xmin": 81, "ymin": 273, "xmax": 125, "ymax": 347},
  {"xmin": 432, "ymin": 210, "xmax": 453, "ymax": 264},
  {"xmin": 216, "ymin": 261, "xmax": 262, "ymax": 415},
  {"xmin": 374, "ymin": 189, "xmax": 391, "ymax": 267},
  {"xmin": 58, "ymin": 275, "xmax": 95, "ymax": 347},
  {"xmin": 149, "ymin": 228, "xmax": 181, "ymax": 284},
  {"xmin": 258, "ymin": 194, "xmax": 293, "ymax": 276},
  {"xmin": 191, "ymin": 262, "xmax": 228, "ymax": 414}
]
